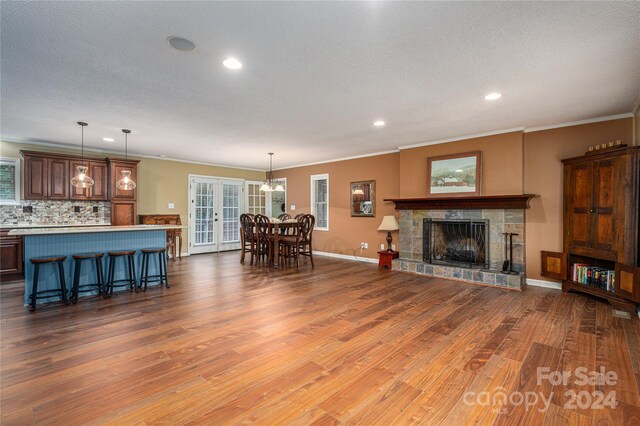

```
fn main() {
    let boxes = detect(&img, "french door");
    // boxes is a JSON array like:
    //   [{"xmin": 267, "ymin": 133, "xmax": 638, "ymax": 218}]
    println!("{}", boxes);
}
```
[{"xmin": 189, "ymin": 176, "xmax": 243, "ymax": 254}]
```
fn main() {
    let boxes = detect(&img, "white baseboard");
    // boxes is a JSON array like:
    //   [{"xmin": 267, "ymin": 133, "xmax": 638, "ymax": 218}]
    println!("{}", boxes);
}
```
[
  {"xmin": 314, "ymin": 251, "xmax": 378, "ymax": 264},
  {"xmin": 526, "ymin": 278, "xmax": 562, "ymax": 290}
]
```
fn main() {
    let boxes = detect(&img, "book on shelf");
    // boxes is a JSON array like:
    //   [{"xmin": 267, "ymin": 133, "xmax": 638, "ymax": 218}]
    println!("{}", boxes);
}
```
[{"xmin": 570, "ymin": 263, "xmax": 615, "ymax": 292}]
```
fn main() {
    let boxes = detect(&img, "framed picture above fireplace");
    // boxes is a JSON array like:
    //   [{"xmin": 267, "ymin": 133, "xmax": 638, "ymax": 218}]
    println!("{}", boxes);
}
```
[{"xmin": 427, "ymin": 151, "xmax": 482, "ymax": 197}]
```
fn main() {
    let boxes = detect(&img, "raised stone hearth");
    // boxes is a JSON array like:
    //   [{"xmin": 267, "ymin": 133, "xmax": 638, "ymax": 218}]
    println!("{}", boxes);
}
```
[{"xmin": 392, "ymin": 207, "xmax": 526, "ymax": 290}]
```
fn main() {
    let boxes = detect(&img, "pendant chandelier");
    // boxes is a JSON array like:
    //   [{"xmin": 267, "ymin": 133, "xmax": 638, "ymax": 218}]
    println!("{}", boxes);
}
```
[
  {"xmin": 71, "ymin": 121, "xmax": 95, "ymax": 188},
  {"xmin": 116, "ymin": 129, "xmax": 137, "ymax": 190},
  {"xmin": 260, "ymin": 152, "xmax": 284, "ymax": 192}
]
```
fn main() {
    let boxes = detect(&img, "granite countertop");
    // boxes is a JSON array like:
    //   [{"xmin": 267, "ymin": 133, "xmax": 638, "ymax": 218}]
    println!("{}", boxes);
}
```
[
  {"xmin": 1, "ymin": 223, "xmax": 111, "ymax": 229},
  {"xmin": 8, "ymin": 224, "xmax": 187, "ymax": 236}
]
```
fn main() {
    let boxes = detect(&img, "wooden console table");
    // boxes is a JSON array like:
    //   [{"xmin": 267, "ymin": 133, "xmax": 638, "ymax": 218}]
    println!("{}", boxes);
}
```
[{"xmin": 139, "ymin": 214, "xmax": 183, "ymax": 260}]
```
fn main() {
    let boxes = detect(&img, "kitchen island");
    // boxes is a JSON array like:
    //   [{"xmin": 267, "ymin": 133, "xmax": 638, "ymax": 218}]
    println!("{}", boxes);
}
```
[{"xmin": 8, "ymin": 225, "xmax": 186, "ymax": 305}]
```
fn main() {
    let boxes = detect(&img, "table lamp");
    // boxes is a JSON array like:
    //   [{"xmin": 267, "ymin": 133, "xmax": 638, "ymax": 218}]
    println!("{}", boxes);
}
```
[{"xmin": 378, "ymin": 215, "xmax": 399, "ymax": 252}]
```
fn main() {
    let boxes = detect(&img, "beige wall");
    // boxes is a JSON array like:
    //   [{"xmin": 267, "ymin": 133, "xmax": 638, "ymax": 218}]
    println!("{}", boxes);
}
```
[
  {"xmin": 399, "ymin": 131, "xmax": 524, "ymax": 197},
  {"xmin": 523, "ymin": 117, "xmax": 633, "ymax": 280},
  {"xmin": 1, "ymin": 116, "xmax": 635, "ymax": 271},
  {"xmin": 136, "ymin": 158, "xmax": 264, "ymax": 250},
  {"xmin": 272, "ymin": 118, "xmax": 634, "ymax": 282},
  {"xmin": 0, "ymin": 140, "xmax": 265, "ymax": 250},
  {"xmin": 273, "ymin": 153, "xmax": 400, "ymax": 259}
]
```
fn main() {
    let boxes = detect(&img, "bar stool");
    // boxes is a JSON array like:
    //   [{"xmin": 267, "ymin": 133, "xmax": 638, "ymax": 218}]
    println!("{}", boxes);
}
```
[
  {"xmin": 140, "ymin": 248, "xmax": 169, "ymax": 291},
  {"xmin": 29, "ymin": 256, "xmax": 69, "ymax": 312},
  {"xmin": 71, "ymin": 253, "xmax": 105, "ymax": 303},
  {"xmin": 105, "ymin": 250, "xmax": 137, "ymax": 297}
]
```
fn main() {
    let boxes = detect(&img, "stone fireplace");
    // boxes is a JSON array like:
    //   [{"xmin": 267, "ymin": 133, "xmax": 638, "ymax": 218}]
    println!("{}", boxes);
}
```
[{"xmin": 386, "ymin": 195, "xmax": 536, "ymax": 290}]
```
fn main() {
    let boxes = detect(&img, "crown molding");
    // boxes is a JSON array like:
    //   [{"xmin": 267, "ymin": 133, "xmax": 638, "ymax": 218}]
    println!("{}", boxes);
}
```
[
  {"xmin": 523, "ymin": 113, "xmax": 634, "ymax": 133},
  {"xmin": 0, "ymin": 138, "xmax": 266, "ymax": 172},
  {"xmin": 397, "ymin": 128, "xmax": 524, "ymax": 150},
  {"xmin": 273, "ymin": 149, "xmax": 399, "ymax": 171}
]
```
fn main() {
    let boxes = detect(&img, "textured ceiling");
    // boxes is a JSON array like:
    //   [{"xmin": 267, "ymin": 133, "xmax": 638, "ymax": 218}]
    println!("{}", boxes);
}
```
[{"xmin": 1, "ymin": 1, "xmax": 639, "ymax": 170}]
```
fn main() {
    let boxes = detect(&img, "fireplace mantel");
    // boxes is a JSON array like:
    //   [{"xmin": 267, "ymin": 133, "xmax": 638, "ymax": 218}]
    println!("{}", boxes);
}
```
[{"xmin": 384, "ymin": 194, "xmax": 537, "ymax": 210}]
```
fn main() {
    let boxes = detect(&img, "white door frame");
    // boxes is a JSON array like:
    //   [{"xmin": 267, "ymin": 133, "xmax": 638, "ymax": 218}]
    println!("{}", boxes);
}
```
[{"xmin": 188, "ymin": 174, "xmax": 245, "ymax": 255}]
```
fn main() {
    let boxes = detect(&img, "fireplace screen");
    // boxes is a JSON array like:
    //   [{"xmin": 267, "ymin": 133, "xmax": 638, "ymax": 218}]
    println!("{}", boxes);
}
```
[{"xmin": 423, "ymin": 219, "xmax": 489, "ymax": 269}]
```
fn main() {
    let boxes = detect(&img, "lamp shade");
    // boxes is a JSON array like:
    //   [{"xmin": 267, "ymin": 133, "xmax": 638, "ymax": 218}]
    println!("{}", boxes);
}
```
[
  {"xmin": 352, "ymin": 188, "xmax": 365, "ymax": 195},
  {"xmin": 378, "ymin": 215, "xmax": 399, "ymax": 231}
]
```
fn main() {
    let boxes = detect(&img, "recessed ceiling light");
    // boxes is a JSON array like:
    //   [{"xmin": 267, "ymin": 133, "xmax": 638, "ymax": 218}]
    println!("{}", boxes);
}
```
[
  {"xmin": 484, "ymin": 92, "xmax": 502, "ymax": 101},
  {"xmin": 102, "ymin": 137, "xmax": 114, "ymax": 142},
  {"xmin": 167, "ymin": 36, "xmax": 196, "ymax": 52},
  {"xmin": 223, "ymin": 58, "xmax": 243, "ymax": 70},
  {"xmin": 373, "ymin": 120, "xmax": 385, "ymax": 127}
]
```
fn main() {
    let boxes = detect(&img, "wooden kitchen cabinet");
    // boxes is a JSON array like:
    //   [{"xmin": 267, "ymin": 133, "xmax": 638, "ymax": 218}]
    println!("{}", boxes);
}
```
[
  {"xmin": 69, "ymin": 160, "xmax": 108, "ymax": 200},
  {"xmin": 23, "ymin": 154, "xmax": 48, "ymax": 199},
  {"xmin": 0, "ymin": 230, "xmax": 23, "ymax": 279},
  {"xmin": 111, "ymin": 201, "xmax": 137, "ymax": 226},
  {"xmin": 47, "ymin": 158, "xmax": 69, "ymax": 199},
  {"xmin": 107, "ymin": 159, "xmax": 139, "ymax": 200}
]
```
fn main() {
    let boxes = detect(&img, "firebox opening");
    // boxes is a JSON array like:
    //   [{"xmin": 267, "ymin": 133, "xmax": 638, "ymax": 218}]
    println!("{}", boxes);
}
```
[{"xmin": 423, "ymin": 219, "xmax": 489, "ymax": 269}]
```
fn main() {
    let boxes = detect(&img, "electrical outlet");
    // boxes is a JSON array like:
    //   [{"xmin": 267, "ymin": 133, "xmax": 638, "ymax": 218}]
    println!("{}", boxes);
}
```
[
  {"xmin": 360, "ymin": 242, "xmax": 366, "ymax": 249},
  {"xmin": 391, "ymin": 244, "xmax": 396, "ymax": 251},
  {"xmin": 23, "ymin": 206, "xmax": 33, "ymax": 213},
  {"xmin": 381, "ymin": 243, "xmax": 385, "ymax": 250},
  {"xmin": 93, "ymin": 206, "xmax": 99, "ymax": 213},
  {"xmin": 73, "ymin": 206, "xmax": 81, "ymax": 213}
]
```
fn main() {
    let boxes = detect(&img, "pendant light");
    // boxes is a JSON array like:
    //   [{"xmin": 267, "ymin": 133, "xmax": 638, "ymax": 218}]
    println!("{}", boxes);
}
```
[
  {"xmin": 116, "ymin": 129, "xmax": 137, "ymax": 190},
  {"xmin": 71, "ymin": 121, "xmax": 95, "ymax": 188},
  {"xmin": 260, "ymin": 153, "xmax": 284, "ymax": 192}
]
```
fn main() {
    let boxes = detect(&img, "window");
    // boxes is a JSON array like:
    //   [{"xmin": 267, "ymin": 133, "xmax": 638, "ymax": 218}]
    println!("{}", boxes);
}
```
[
  {"xmin": 311, "ymin": 173, "xmax": 329, "ymax": 230},
  {"xmin": 245, "ymin": 181, "xmax": 267, "ymax": 215},
  {"xmin": 0, "ymin": 158, "xmax": 20, "ymax": 205}
]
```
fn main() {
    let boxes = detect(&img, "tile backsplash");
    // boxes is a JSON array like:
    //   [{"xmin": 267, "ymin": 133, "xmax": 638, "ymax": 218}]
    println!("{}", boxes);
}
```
[{"xmin": 0, "ymin": 200, "xmax": 111, "ymax": 226}]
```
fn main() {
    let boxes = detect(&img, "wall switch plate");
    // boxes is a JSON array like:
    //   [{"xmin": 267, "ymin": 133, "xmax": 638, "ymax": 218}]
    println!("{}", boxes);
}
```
[
  {"xmin": 74, "ymin": 206, "xmax": 81, "ymax": 213},
  {"xmin": 168, "ymin": 203, "xmax": 175, "ymax": 209},
  {"xmin": 93, "ymin": 206, "xmax": 99, "ymax": 213},
  {"xmin": 23, "ymin": 206, "xmax": 33, "ymax": 213},
  {"xmin": 290, "ymin": 205, "xmax": 296, "ymax": 211}
]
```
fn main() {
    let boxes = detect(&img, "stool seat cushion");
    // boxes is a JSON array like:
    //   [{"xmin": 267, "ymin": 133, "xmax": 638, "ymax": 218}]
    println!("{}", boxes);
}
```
[
  {"xmin": 142, "ymin": 248, "xmax": 166, "ymax": 253},
  {"xmin": 72, "ymin": 252, "xmax": 105, "ymax": 260},
  {"xmin": 30, "ymin": 256, "xmax": 66, "ymax": 264},
  {"xmin": 107, "ymin": 250, "xmax": 136, "ymax": 256}
]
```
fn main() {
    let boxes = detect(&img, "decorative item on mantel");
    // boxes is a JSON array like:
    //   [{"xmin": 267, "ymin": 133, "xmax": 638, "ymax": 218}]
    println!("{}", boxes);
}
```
[
  {"xmin": 260, "ymin": 153, "xmax": 284, "ymax": 192},
  {"xmin": 427, "ymin": 151, "xmax": 481, "ymax": 197},
  {"xmin": 70, "ymin": 122, "xmax": 95, "ymax": 189},
  {"xmin": 116, "ymin": 129, "xmax": 137, "ymax": 190},
  {"xmin": 378, "ymin": 215, "xmax": 399, "ymax": 251}
]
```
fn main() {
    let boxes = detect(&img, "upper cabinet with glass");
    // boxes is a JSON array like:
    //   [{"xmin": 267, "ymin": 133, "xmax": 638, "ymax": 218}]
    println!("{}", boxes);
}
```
[{"xmin": 350, "ymin": 180, "xmax": 375, "ymax": 217}]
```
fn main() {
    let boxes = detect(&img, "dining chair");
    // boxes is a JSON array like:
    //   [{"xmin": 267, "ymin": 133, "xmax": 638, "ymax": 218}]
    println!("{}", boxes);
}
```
[
  {"xmin": 297, "ymin": 214, "xmax": 315, "ymax": 268},
  {"xmin": 254, "ymin": 214, "xmax": 273, "ymax": 267},
  {"xmin": 278, "ymin": 213, "xmax": 292, "ymax": 221},
  {"xmin": 278, "ymin": 226, "xmax": 300, "ymax": 269},
  {"xmin": 240, "ymin": 214, "xmax": 256, "ymax": 265},
  {"xmin": 294, "ymin": 214, "xmax": 305, "ymax": 220}
]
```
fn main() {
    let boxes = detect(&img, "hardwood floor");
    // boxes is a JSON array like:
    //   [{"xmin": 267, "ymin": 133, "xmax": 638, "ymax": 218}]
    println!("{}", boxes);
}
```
[{"xmin": 1, "ymin": 252, "xmax": 639, "ymax": 425}]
